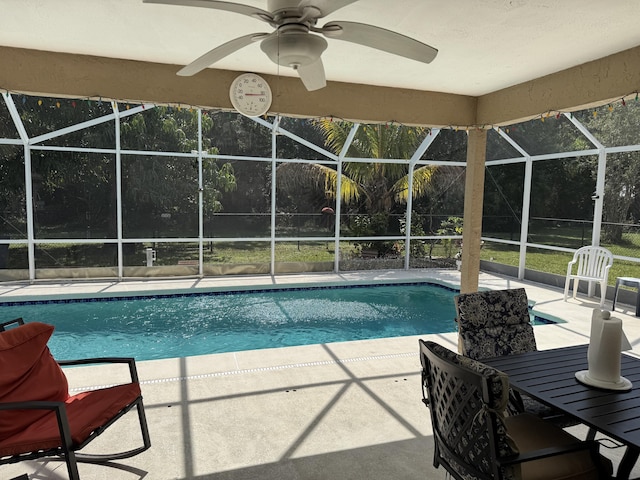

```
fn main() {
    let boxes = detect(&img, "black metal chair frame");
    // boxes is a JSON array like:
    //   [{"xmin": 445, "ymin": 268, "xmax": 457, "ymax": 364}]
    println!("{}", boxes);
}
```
[
  {"xmin": 419, "ymin": 339, "xmax": 608, "ymax": 480},
  {"xmin": 0, "ymin": 318, "xmax": 151, "ymax": 480}
]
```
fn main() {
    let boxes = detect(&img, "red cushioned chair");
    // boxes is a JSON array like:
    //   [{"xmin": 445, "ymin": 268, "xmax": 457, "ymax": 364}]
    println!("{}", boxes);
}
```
[{"xmin": 0, "ymin": 318, "xmax": 151, "ymax": 480}]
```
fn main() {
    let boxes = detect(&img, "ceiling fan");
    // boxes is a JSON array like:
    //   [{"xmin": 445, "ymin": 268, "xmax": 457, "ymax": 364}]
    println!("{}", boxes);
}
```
[{"xmin": 144, "ymin": 0, "xmax": 438, "ymax": 91}]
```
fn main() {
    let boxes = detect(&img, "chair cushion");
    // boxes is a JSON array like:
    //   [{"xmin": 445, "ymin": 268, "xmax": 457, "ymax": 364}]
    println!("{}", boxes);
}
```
[
  {"xmin": 456, "ymin": 288, "xmax": 531, "ymax": 328},
  {"xmin": 0, "ymin": 322, "xmax": 69, "ymax": 440},
  {"xmin": 505, "ymin": 413, "xmax": 612, "ymax": 480},
  {"xmin": 455, "ymin": 288, "xmax": 537, "ymax": 359},
  {"xmin": 0, "ymin": 382, "xmax": 141, "ymax": 457},
  {"xmin": 462, "ymin": 323, "xmax": 537, "ymax": 359}
]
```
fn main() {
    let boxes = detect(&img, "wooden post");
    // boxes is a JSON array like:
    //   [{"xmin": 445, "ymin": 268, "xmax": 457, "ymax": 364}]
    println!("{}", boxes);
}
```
[{"xmin": 460, "ymin": 128, "xmax": 487, "ymax": 294}]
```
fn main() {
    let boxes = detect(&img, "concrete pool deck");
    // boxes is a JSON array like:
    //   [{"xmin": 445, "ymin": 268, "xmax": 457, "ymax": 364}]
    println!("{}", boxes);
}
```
[{"xmin": 2, "ymin": 269, "xmax": 640, "ymax": 479}]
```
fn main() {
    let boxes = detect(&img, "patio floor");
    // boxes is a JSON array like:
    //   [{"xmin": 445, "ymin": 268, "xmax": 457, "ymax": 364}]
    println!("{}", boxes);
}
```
[{"xmin": 2, "ymin": 269, "xmax": 640, "ymax": 480}]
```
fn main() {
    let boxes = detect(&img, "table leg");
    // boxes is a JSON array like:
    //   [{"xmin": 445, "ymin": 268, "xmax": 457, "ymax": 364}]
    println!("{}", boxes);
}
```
[
  {"xmin": 613, "ymin": 278, "xmax": 621, "ymax": 312},
  {"xmin": 617, "ymin": 446, "xmax": 640, "ymax": 480}
]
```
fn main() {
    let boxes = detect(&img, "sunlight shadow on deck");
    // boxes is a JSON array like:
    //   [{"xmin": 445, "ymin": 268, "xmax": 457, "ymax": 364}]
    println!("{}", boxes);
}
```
[
  {"xmin": 173, "ymin": 437, "xmax": 434, "ymax": 480},
  {"xmin": 154, "ymin": 343, "xmax": 434, "ymax": 480}
]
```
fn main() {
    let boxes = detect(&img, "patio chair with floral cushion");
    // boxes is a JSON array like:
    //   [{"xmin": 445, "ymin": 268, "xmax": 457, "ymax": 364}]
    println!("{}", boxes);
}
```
[
  {"xmin": 0, "ymin": 318, "xmax": 151, "ymax": 480},
  {"xmin": 454, "ymin": 288, "xmax": 580, "ymax": 428},
  {"xmin": 419, "ymin": 339, "xmax": 612, "ymax": 480}
]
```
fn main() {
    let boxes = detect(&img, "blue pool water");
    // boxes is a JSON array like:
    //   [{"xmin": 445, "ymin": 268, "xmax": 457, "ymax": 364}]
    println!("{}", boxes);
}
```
[{"xmin": 0, "ymin": 282, "xmax": 553, "ymax": 361}]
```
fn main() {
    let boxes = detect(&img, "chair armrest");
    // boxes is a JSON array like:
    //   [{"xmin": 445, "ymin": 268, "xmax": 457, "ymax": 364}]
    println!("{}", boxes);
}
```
[
  {"xmin": 57, "ymin": 357, "xmax": 140, "ymax": 383},
  {"xmin": 0, "ymin": 318, "xmax": 25, "ymax": 332},
  {"xmin": 499, "ymin": 439, "xmax": 599, "ymax": 466},
  {"xmin": 566, "ymin": 259, "xmax": 577, "ymax": 276},
  {"xmin": 0, "ymin": 400, "xmax": 75, "ymax": 454},
  {"xmin": 0, "ymin": 400, "xmax": 65, "ymax": 412}
]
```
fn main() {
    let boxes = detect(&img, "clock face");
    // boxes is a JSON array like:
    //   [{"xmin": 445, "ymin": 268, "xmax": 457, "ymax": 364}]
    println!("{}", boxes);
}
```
[{"xmin": 229, "ymin": 73, "xmax": 272, "ymax": 117}]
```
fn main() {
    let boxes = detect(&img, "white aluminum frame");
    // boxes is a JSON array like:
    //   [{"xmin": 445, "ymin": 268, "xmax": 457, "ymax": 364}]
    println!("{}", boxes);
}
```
[{"xmin": 2, "ymin": 92, "xmax": 640, "ymax": 283}]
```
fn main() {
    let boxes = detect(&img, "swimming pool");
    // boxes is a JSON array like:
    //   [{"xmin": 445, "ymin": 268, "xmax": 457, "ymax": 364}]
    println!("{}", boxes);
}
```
[{"xmin": 0, "ymin": 282, "xmax": 554, "ymax": 361}]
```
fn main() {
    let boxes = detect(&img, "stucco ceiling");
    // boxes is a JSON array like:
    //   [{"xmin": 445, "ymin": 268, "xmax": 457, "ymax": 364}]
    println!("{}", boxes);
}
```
[{"xmin": 3, "ymin": 0, "xmax": 640, "ymax": 97}]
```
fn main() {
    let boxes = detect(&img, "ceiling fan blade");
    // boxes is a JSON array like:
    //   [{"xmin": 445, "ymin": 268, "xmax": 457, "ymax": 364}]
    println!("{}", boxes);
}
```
[
  {"xmin": 296, "ymin": 58, "xmax": 326, "ymax": 91},
  {"xmin": 143, "ymin": 0, "xmax": 273, "ymax": 23},
  {"xmin": 298, "ymin": 0, "xmax": 358, "ymax": 18},
  {"xmin": 322, "ymin": 21, "xmax": 438, "ymax": 64},
  {"xmin": 177, "ymin": 33, "xmax": 269, "ymax": 76}
]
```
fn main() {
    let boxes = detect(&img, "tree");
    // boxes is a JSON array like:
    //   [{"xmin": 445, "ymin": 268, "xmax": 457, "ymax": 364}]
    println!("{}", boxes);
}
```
[
  {"xmin": 11, "ymin": 96, "xmax": 117, "ymax": 237},
  {"xmin": 209, "ymin": 112, "xmax": 272, "ymax": 219},
  {"xmin": 574, "ymin": 103, "xmax": 640, "ymax": 242},
  {"xmin": 279, "ymin": 121, "xmax": 436, "ymax": 210},
  {"xmin": 485, "ymin": 105, "xmax": 640, "ymax": 246},
  {"xmin": 409, "ymin": 130, "xmax": 466, "ymax": 236},
  {"xmin": 275, "ymin": 120, "xmax": 437, "ymax": 255},
  {"xmin": 0, "ymin": 96, "xmax": 238, "ymax": 239},
  {"xmin": 117, "ymin": 106, "xmax": 237, "ymax": 235}
]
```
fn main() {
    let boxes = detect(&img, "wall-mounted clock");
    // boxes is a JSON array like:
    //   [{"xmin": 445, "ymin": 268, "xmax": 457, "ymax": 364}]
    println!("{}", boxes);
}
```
[{"xmin": 229, "ymin": 73, "xmax": 272, "ymax": 117}]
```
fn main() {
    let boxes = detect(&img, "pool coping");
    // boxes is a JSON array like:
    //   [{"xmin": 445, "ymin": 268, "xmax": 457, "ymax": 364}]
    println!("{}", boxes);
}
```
[{"xmin": 0, "ymin": 278, "xmax": 460, "ymax": 305}]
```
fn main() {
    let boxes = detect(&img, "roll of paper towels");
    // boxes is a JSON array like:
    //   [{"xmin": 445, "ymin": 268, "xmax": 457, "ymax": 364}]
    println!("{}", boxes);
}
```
[{"xmin": 575, "ymin": 308, "xmax": 632, "ymax": 391}]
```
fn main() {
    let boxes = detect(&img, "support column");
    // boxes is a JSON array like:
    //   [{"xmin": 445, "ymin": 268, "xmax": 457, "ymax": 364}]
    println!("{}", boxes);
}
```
[{"xmin": 460, "ymin": 128, "xmax": 488, "ymax": 294}]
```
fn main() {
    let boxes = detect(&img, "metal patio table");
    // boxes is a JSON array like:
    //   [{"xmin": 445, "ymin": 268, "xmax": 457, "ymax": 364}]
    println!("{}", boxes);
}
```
[{"xmin": 484, "ymin": 345, "xmax": 640, "ymax": 480}]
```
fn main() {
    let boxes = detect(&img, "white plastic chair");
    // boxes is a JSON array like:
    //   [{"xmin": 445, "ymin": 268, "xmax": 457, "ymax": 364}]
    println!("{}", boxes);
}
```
[{"xmin": 563, "ymin": 246, "xmax": 613, "ymax": 307}]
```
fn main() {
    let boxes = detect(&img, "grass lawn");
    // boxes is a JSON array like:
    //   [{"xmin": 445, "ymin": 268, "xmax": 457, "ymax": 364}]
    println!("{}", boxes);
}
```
[
  {"xmin": 480, "ymin": 241, "xmax": 640, "ymax": 284},
  {"xmin": 4, "ymin": 233, "xmax": 639, "ymax": 287}
]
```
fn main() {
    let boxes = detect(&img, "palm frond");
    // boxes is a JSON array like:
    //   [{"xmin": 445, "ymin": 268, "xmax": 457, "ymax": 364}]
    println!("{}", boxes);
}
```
[
  {"xmin": 311, "ymin": 120, "xmax": 431, "ymax": 210},
  {"xmin": 393, "ymin": 165, "xmax": 437, "ymax": 204},
  {"xmin": 276, "ymin": 162, "xmax": 362, "ymax": 205},
  {"xmin": 314, "ymin": 119, "xmax": 355, "ymax": 155}
]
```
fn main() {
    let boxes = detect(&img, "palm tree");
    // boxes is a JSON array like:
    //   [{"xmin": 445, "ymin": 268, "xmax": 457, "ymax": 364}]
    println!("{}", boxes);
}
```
[
  {"xmin": 278, "ymin": 120, "xmax": 436, "ymax": 214},
  {"xmin": 277, "ymin": 120, "xmax": 436, "ymax": 255}
]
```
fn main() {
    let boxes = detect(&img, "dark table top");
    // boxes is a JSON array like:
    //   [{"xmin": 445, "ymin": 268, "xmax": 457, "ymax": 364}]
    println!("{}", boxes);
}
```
[{"xmin": 484, "ymin": 345, "xmax": 640, "ymax": 450}]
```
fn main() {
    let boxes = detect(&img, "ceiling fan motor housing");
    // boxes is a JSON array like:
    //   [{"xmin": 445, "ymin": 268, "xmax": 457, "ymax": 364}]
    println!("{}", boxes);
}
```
[
  {"xmin": 267, "ymin": 0, "xmax": 305, "ymax": 15},
  {"xmin": 260, "ymin": 30, "xmax": 328, "ymax": 68}
]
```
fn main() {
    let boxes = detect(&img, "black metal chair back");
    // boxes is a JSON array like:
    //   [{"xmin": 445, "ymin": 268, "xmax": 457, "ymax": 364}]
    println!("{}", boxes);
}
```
[{"xmin": 420, "ymin": 339, "xmax": 514, "ymax": 480}]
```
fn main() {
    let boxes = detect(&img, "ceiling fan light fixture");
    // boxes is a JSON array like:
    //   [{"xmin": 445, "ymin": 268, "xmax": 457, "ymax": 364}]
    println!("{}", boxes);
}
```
[
  {"xmin": 260, "ymin": 32, "xmax": 328, "ymax": 68},
  {"xmin": 148, "ymin": 0, "xmax": 438, "ymax": 91}
]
